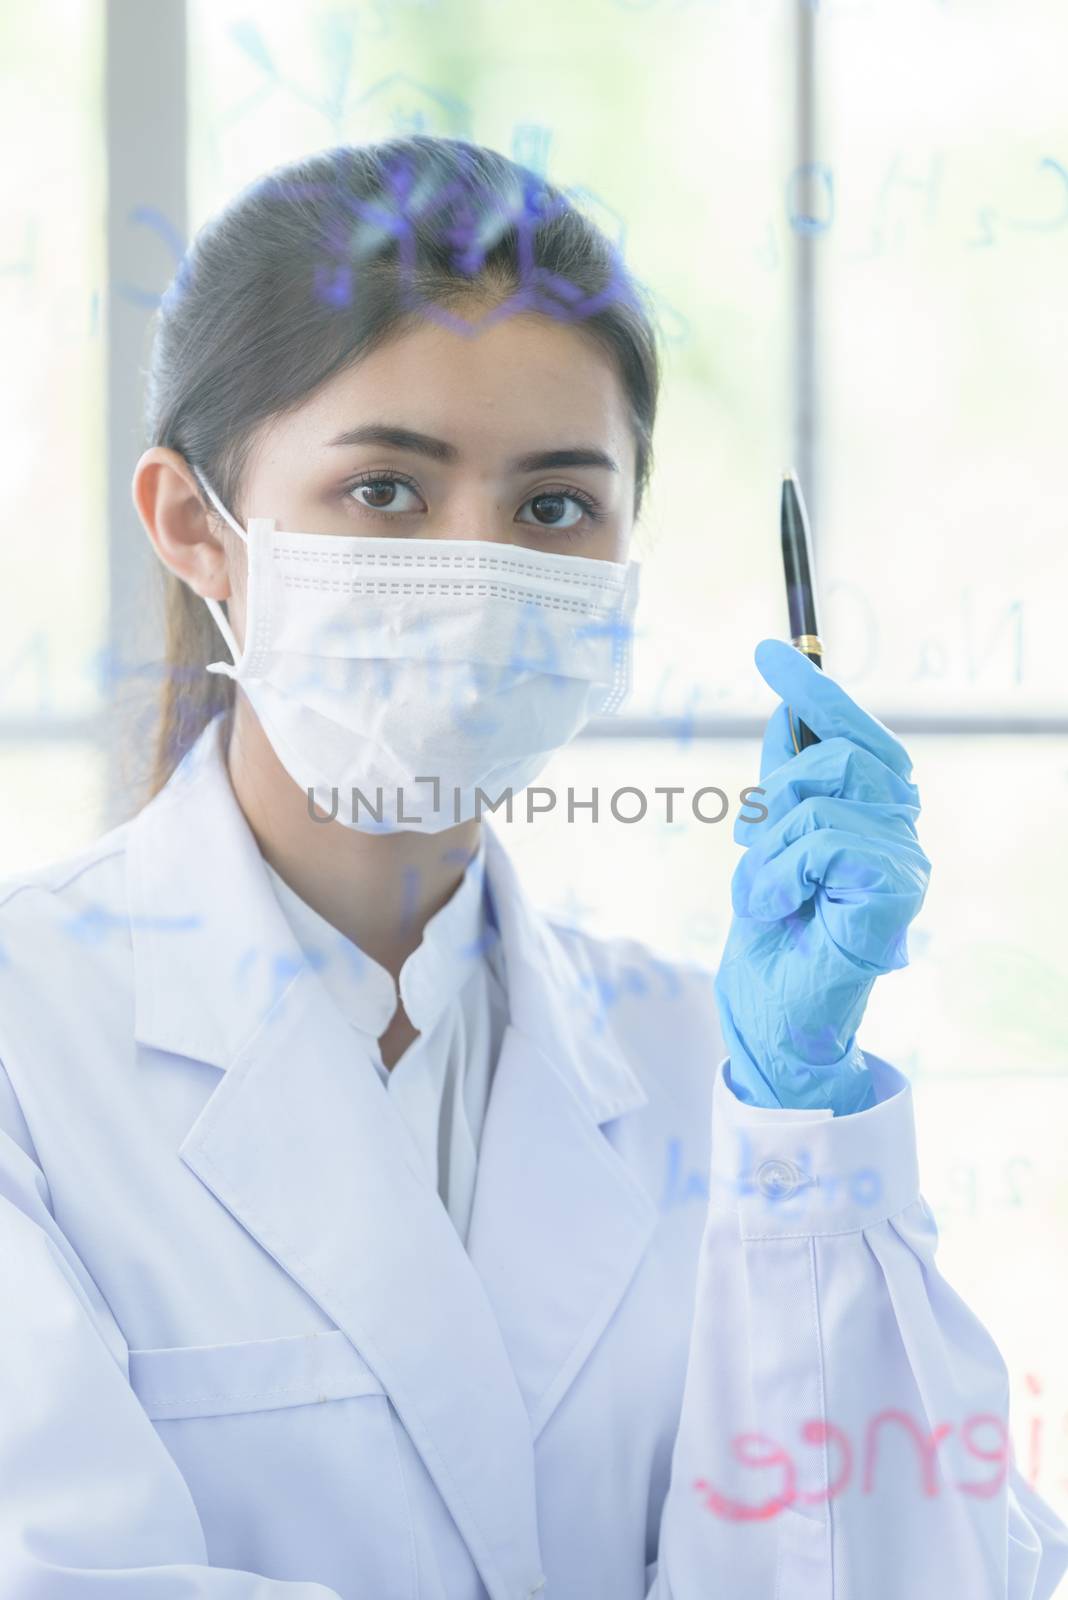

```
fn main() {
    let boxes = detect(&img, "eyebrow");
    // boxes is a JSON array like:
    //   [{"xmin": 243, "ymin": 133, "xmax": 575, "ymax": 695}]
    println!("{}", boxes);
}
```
[{"xmin": 324, "ymin": 423, "xmax": 620, "ymax": 476}]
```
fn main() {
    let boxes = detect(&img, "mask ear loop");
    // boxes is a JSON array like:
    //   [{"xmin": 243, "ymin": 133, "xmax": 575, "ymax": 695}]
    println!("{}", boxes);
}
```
[{"xmin": 193, "ymin": 467, "xmax": 248, "ymax": 675}]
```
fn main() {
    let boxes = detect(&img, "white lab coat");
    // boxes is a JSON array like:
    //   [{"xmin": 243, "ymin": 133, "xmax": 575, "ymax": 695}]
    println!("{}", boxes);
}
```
[{"xmin": 0, "ymin": 711, "xmax": 1064, "ymax": 1599}]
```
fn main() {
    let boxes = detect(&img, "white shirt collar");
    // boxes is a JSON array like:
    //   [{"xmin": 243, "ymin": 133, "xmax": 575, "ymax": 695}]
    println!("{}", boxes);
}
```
[{"xmin": 263, "ymin": 841, "xmax": 491, "ymax": 1044}]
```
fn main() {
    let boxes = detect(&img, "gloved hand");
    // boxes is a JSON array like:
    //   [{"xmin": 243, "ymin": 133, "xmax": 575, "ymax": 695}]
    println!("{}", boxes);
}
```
[{"xmin": 713, "ymin": 638, "xmax": 931, "ymax": 1115}]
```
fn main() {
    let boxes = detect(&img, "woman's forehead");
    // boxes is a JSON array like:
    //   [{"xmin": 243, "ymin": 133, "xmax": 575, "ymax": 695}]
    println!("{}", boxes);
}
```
[{"xmin": 266, "ymin": 314, "xmax": 636, "ymax": 469}]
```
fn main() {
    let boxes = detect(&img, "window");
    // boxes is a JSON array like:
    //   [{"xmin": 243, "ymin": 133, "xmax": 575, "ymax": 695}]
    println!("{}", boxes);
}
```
[{"xmin": 0, "ymin": 0, "xmax": 106, "ymax": 864}]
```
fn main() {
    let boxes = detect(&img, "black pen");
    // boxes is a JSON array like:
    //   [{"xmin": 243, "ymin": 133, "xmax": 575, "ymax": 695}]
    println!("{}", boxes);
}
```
[{"xmin": 780, "ymin": 471, "xmax": 823, "ymax": 753}]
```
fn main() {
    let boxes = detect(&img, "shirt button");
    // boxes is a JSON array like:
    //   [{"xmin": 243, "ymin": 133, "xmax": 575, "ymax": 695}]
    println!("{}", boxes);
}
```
[{"xmin": 755, "ymin": 1159, "xmax": 802, "ymax": 1200}]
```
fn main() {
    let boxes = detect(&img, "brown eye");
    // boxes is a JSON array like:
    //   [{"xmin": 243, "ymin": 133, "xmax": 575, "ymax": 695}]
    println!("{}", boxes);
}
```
[
  {"xmin": 516, "ymin": 489, "xmax": 599, "ymax": 530},
  {"xmin": 362, "ymin": 482, "xmax": 396, "ymax": 508},
  {"xmin": 530, "ymin": 494, "xmax": 569, "ymax": 525},
  {"xmin": 346, "ymin": 475, "xmax": 424, "ymax": 516}
]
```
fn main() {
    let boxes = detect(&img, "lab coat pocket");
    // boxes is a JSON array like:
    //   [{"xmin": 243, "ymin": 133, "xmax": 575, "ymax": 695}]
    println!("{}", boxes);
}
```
[
  {"xmin": 129, "ymin": 1327, "xmax": 386, "ymax": 1419},
  {"xmin": 128, "ymin": 1330, "xmax": 417, "ymax": 1598}
]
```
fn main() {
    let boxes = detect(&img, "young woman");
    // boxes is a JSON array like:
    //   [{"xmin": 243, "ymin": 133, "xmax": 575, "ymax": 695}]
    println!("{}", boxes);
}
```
[{"xmin": 0, "ymin": 135, "xmax": 1062, "ymax": 1599}]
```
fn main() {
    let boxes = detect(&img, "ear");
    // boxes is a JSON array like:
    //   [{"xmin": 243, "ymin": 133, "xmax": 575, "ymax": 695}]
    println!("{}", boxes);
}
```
[{"xmin": 131, "ymin": 447, "xmax": 237, "ymax": 600}]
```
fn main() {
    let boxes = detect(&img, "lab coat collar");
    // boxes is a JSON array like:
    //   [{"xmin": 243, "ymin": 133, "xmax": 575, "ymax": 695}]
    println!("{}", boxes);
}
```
[
  {"xmin": 478, "ymin": 820, "xmax": 648, "ymax": 1126},
  {"xmin": 127, "ymin": 714, "xmax": 657, "ymax": 1600},
  {"xmin": 466, "ymin": 822, "xmax": 657, "ymax": 1440},
  {"xmin": 128, "ymin": 712, "xmax": 301, "ymax": 1073},
  {"xmin": 128, "ymin": 713, "xmax": 648, "ymax": 1125}
]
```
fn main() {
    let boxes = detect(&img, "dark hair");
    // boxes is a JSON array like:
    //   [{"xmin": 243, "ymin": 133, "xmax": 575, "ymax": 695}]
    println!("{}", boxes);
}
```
[{"xmin": 140, "ymin": 134, "xmax": 663, "ymax": 799}]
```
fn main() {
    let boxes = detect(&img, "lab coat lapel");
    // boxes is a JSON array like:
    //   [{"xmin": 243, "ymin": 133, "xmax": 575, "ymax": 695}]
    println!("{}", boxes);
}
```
[
  {"xmin": 468, "ymin": 827, "xmax": 658, "ymax": 1441},
  {"xmin": 128, "ymin": 719, "xmax": 544, "ymax": 1600},
  {"xmin": 178, "ymin": 973, "xmax": 544, "ymax": 1600}
]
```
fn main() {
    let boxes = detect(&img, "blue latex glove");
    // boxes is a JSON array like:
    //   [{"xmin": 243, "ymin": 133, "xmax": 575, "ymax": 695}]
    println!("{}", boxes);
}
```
[{"xmin": 713, "ymin": 639, "xmax": 931, "ymax": 1115}]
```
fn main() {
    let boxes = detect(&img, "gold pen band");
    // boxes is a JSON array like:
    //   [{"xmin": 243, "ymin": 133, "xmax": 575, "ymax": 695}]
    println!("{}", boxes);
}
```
[{"xmin": 791, "ymin": 633, "xmax": 824, "ymax": 656}]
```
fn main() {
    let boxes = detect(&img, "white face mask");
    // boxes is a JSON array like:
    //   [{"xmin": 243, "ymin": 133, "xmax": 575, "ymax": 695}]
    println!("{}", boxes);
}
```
[{"xmin": 193, "ymin": 470, "xmax": 641, "ymax": 833}]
